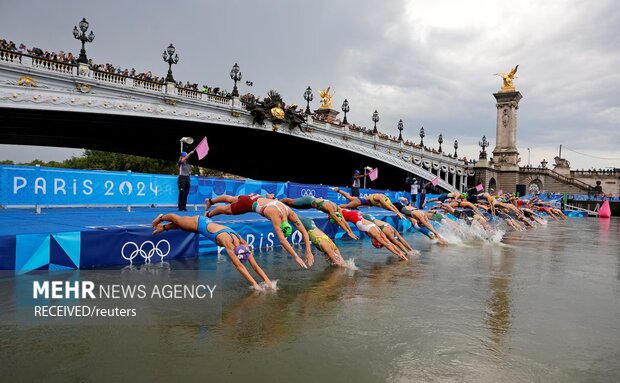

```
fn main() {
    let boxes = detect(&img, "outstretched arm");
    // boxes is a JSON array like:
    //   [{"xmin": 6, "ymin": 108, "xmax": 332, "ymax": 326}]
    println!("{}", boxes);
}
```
[
  {"xmin": 289, "ymin": 211, "xmax": 315, "ymax": 267},
  {"xmin": 247, "ymin": 253, "xmax": 272, "ymax": 289},
  {"xmin": 382, "ymin": 201, "xmax": 404, "ymax": 219},
  {"xmin": 271, "ymin": 219, "xmax": 308, "ymax": 269},
  {"xmin": 331, "ymin": 211, "xmax": 358, "ymax": 239},
  {"xmin": 224, "ymin": 246, "xmax": 261, "ymax": 290}
]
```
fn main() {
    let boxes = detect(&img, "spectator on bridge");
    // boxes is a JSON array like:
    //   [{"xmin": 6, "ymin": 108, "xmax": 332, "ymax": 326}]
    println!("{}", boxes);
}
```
[
  {"xmin": 177, "ymin": 149, "xmax": 195, "ymax": 211},
  {"xmin": 151, "ymin": 213, "xmax": 273, "ymax": 291}
]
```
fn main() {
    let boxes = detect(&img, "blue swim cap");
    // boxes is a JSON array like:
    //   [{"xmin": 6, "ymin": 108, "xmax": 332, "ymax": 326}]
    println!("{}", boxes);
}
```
[
  {"xmin": 180, "ymin": 151, "xmax": 187, "ymax": 157},
  {"xmin": 354, "ymin": 170, "xmax": 360, "ymax": 174}
]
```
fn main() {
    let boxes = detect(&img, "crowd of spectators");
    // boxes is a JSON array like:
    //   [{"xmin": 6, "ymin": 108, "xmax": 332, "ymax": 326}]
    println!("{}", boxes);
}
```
[
  {"xmin": 332, "ymin": 121, "xmax": 468, "ymax": 161},
  {"xmin": 1, "ymin": 37, "xmax": 236, "ymax": 96},
  {"xmin": 3, "ymin": 37, "xmax": 471, "ymax": 163}
]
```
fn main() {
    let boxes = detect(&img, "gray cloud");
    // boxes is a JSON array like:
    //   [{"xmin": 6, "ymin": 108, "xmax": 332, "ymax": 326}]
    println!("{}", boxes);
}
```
[{"xmin": 1, "ymin": 0, "xmax": 618, "ymax": 169}]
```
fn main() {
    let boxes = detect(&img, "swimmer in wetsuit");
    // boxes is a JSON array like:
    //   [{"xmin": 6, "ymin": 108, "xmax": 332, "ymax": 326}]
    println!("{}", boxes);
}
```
[
  {"xmin": 299, "ymin": 217, "xmax": 346, "ymax": 267},
  {"xmin": 252, "ymin": 197, "xmax": 315, "ymax": 268},
  {"xmin": 341, "ymin": 209, "xmax": 408, "ymax": 260},
  {"xmin": 151, "ymin": 213, "xmax": 272, "ymax": 291},
  {"xmin": 332, "ymin": 187, "xmax": 404, "ymax": 219},
  {"xmin": 394, "ymin": 198, "xmax": 448, "ymax": 245},
  {"xmin": 204, "ymin": 193, "xmax": 272, "ymax": 218},
  {"xmin": 280, "ymin": 195, "xmax": 358, "ymax": 240},
  {"xmin": 362, "ymin": 213, "xmax": 418, "ymax": 256}
]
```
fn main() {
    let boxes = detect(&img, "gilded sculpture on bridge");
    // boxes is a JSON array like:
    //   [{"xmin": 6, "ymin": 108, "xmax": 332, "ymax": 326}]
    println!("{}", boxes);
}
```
[
  {"xmin": 318, "ymin": 86, "xmax": 334, "ymax": 109},
  {"xmin": 494, "ymin": 65, "xmax": 519, "ymax": 91},
  {"xmin": 245, "ymin": 90, "xmax": 306, "ymax": 132}
]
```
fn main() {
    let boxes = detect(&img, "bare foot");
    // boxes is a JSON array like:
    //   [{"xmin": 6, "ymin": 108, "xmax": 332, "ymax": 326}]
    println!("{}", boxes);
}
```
[
  {"xmin": 152, "ymin": 224, "xmax": 165, "ymax": 235},
  {"xmin": 331, "ymin": 187, "xmax": 339, "ymax": 192},
  {"xmin": 205, "ymin": 198, "xmax": 212, "ymax": 210},
  {"xmin": 151, "ymin": 214, "xmax": 164, "ymax": 227}
]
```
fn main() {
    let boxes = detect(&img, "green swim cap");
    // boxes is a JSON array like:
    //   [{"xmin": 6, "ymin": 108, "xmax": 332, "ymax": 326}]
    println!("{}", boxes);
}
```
[
  {"xmin": 280, "ymin": 221, "xmax": 293, "ymax": 237},
  {"xmin": 329, "ymin": 211, "xmax": 343, "ymax": 224},
  {"xmin": 461, "ymin": 193, "xmax": 467, "ymax": 199}
]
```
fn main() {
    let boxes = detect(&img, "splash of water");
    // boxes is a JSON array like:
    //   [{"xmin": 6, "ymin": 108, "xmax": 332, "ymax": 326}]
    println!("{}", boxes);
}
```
[
  {"xmin": 251, "ymin": 280, "xmax": 279, "ymax": 292},
  {"xmin": 342, "ymin": 258, "xmax": 359, "ymax": 271}
]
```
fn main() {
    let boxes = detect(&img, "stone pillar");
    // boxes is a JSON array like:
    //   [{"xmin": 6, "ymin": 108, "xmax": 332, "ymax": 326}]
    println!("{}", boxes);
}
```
[
  {"xmin": 77, "ymin": 63, "xmax": 90, "ymax": 77},
  {"xmin": 165, "ymin": 81, "xmax": 177, "ymax": 95},
  {"xmin": 492, "ymin": 90, "xmax": 522, "ymax": 171}
]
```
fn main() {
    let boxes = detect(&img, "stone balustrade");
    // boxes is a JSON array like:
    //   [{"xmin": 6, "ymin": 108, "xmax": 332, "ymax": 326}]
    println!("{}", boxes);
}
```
[{"xmin": 0, "ymin": 49, "xmax": 469, "ymax": 191}]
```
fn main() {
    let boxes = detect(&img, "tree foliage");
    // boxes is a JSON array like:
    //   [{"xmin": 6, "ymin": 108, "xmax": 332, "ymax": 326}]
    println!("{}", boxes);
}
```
[{"xmin": 2, "ymin": 150, "xmax": 235, "ymax": 176}]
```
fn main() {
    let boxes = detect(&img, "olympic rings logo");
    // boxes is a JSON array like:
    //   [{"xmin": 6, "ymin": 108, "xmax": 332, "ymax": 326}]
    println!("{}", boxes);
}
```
[
  {"xmin": 121, "ymin": 239, "xmax": 171, "ymax": 264},
  {"xmin": 300, "ymin": 189, "xmax": 316, "ymax": 197}
]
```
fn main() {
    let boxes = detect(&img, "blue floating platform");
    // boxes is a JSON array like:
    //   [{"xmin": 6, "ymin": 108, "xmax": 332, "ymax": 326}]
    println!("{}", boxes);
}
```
[{"xmin": 0, "ymin": 206, "xmax": 399, "ymax": 272}]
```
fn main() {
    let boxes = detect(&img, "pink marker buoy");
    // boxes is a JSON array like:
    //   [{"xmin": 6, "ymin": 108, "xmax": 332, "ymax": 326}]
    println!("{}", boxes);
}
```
[{"xmin": 598, "ymin": 200, "xmax": 611, "ymax": 218}]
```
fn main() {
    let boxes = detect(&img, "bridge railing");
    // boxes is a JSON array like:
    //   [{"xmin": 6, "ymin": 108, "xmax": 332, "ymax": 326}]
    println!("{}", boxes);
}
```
[
  {"xmin": 519, "ymin": 166, "xmax": 592, "ymax": 191},
  {"xmin": 0, "ymin": 49, "xmax": 23, "ymax": 64},
  {"xmin": 176, "ymin": 86, "xmax": 201, "ymax": 100},
  {"xmin": 0, "ymin": 48, "xmax": 466, "ymax": 174},
  {"xmin": 92, "ymin": 69, "xmax": 127, "ymax": 85}
]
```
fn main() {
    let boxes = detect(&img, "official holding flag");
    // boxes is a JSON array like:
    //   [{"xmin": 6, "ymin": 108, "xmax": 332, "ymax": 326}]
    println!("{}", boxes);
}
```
[
  {"xmin": 177, "ymin": 137, "xmax": 209, "ymax": 211},
  {"xmin": 177, "ymin": 149, "xmax": 194, "ymax": 211}
]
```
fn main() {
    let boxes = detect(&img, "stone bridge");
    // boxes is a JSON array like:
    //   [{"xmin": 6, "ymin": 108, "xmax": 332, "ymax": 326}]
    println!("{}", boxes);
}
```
[{"xmin": 0, "ymin": 50, "xmax": 473, "ymax": 192}]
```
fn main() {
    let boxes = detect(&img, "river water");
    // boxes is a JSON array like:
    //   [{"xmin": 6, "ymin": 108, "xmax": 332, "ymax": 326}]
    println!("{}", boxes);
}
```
[{"xmin": 1, "ymin": 218, "xmax": 619, "ymax": 382}]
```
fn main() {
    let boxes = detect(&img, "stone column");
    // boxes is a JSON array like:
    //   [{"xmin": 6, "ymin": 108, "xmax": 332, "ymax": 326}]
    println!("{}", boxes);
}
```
[{"xmin": 492, "ymin": 90, "xmax": 522, "ymax": 171}]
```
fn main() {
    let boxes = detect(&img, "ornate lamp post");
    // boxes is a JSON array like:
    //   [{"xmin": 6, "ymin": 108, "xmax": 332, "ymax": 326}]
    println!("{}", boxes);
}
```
[
  {"xmin": 438, "ymin": 134, "xmax": 443, "ymax": 153},
  {"xmin": 162, "ymin": 43, "xmax": 179, "ymax": 83},
  {"xmin": 454, "ymin": 140, "xmax": 458, "ymax": 157},
  {"xmin": 73, "ymin": 18, "xmax": 95, "ymax": 64},
  {"xmin": 341, "ymin": 99, "xmax": 350, "ymax": 125},
  {"xmin": 303, "ymin": 86, "xmax": 313, "ymax": 115},
  {"xmin": 372, "ymin": 110, "xmax": 379, "ymax": 134},
  {"xmin": 478, "ymin": 135, "xmax": 489, "ymax": 159},
  {"xmin": 419, "ymin": 126, "xmax": 425, "ymax": 146},
  {"xmin": 230, "ymin": 63, "xmax": 242, "ymax": 97},
  {"xmin": 397, "ymin": 119, "xmax": 404, "ymax": 141}
]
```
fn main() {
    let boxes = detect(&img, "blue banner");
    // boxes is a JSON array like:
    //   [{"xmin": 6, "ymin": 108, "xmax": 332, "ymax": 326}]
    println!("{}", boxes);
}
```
[
  {"xmin": 0, "ymin": 165, "xmax": 409, "ymax": 207},
  {"xmin": 0, "ymin": 165, "xmax": 177, "ymax": 206},
  {"xmin": 287, "ymin": 183, "xmax": 328, "ymax": 199},
  {"xmin": 80, "ymin": 227, "xmax": 197, "ymax": 268}
]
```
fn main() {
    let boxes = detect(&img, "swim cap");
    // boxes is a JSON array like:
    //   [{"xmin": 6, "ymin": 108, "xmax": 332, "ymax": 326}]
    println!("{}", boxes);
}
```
[
  {"xmin": 354, "ymin": 170, "xmax": 360, "ymax": 174},
  {"xmin": 371, "ymin": 238, "xmax": 383, "ymax": 248},
  {"xmin": 461, "ymin": 193, "xmax": 467, "ymax": 199},
  {"xmin": 280, "ymin": 221, "xmax": 293, "ymax": 237},
  {"xmin": 180, "ymin": 151, "xmax": 187, "ymax": 157},
  {"xmin": 233, "ymin": 245, "xmax": 250, "ymax": 262},
  {"xmin": 329, "ymin": 211, "xmax": 343, "ymax": 224}
]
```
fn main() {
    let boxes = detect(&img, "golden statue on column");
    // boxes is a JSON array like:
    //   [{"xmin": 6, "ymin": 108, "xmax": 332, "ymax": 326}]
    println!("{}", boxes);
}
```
[
  {"xmin": 494, "ymin": 65, "xmax": 519, "ymax": 92},
  {"xmin": 318, "ymin": 86, "xmax": 334, "ymax": 109}
]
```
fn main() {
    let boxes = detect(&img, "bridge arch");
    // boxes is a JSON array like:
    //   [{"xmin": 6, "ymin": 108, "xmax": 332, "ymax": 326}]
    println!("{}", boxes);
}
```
[{"xmin": 0, "ymin": 55, "xmax": 468, "ymax": 192}]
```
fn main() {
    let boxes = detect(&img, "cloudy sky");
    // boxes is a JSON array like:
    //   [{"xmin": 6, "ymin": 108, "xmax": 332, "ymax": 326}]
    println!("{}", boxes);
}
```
[{"xmin": 1, "ymin": 0, "xmax": 618, "ymax": 169}]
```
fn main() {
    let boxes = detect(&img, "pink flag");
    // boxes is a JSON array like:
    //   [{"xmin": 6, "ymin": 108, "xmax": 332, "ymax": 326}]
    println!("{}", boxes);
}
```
[
  {"xmin": 195, "ymin": 136, "xmax": 209, "ymax": 160},
  {"xmin": 368, "ymin": 167, "xmax": 378, "ymax": 181},
  {"xmin": 431, "ymin": 176, "xmax": 440, "ymax": 186},
  {"xmin": 476, "ymin": 184, "xmax": 484, "ymax": 192},
  {"xmin": 496, "ymin": 189, "xmax": 503, "ymax": 195}
]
